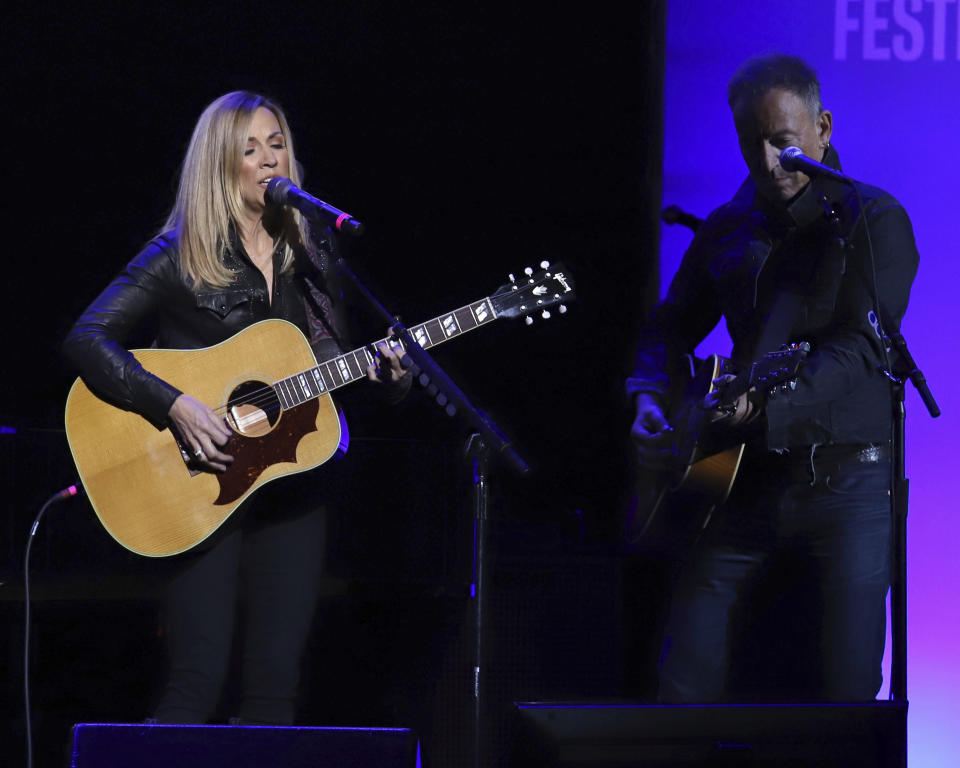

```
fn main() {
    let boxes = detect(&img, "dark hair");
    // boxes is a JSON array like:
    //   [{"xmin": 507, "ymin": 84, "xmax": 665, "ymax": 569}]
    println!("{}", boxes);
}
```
[{"xmin": 727, "ymin": 54, "xmax": 822, "ymax": 117}]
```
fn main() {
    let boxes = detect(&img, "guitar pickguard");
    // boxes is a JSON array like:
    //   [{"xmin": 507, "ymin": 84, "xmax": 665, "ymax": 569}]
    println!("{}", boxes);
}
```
[{"xmin": 214, "ymin": 398, "xmax": 320, "ymax": 505}]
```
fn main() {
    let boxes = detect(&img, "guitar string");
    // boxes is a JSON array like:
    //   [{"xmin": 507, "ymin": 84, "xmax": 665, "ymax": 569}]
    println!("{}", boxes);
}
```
[
  {"xmin": 201, "ymin": 297, "xmax": 506, "ymax": 422},
  {"xmin": 204, "ymin": 336, "xmax": 397, "ymax": 421}
]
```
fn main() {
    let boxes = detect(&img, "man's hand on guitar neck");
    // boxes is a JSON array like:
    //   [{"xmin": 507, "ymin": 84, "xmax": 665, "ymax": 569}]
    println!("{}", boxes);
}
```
[
  {"xmin": 706, "ymin": 374, "xmax": 764, "ymax": 427},
  {"xmin": 631, "ymin": 392, "xmax": 676, "ymax": 470}
]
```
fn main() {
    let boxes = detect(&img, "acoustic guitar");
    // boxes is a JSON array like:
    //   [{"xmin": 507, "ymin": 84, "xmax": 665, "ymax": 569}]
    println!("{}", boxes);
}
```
[
  {"xmin": 626, "ymin": 343, "xmax": 810, "ymax": 553},
  {"xmin": 65, "ymin": 264, "xmax": 574, "ymax": 556}
]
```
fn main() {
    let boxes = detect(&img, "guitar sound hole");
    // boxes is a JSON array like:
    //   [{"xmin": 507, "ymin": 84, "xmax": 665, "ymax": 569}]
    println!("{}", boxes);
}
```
[{"xmin": 227, "ymin": 380, "xmax": 281, "ymax": 438}]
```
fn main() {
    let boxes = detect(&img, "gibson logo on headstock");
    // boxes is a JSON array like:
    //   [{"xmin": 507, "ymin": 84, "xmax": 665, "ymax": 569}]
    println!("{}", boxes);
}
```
[{"xmin": 553, "ymin": 272, "xmax": 573, "ymax": 293}]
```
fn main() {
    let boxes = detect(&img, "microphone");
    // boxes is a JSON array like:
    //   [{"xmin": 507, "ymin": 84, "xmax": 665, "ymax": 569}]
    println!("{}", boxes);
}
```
[
  {"xmin": 661, "ymin": 204, "xmax": 703, "ymax": 233},
  {"xmin": 56, "ymin": 483, "xmax": 82, "ymax": 500},
  {"xmin": 779, "ymin": 147, "xmax": 852, "ymax": 184},
  {"xmin": 266, "ymin": 177, "xmax": 365, "ymax": 237}
]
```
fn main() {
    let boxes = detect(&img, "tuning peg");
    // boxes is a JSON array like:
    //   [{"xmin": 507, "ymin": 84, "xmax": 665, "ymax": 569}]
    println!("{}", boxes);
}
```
[
  {"xmin": 524, "ymin": 267, "xmax": 533, "ymax": 276},
  {"xmin": 558, "ymin": 304, "xmax": 568, "ymax": 314},
  {"xmin": 525, "ymin": 316, "xmax": 534, "ymax": 326},
  {"xmin": 541, "ymin": 310, "xmax": 551, "ymax": 320},
  {"xmin": 540, "ymin": 260, "xmax": 550, "ymax": 269}
]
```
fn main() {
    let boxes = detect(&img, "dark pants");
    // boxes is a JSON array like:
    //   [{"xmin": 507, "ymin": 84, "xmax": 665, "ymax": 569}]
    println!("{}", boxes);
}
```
[
  {"xmin": 153, "ymin": 479, "xmax": 326, "ymax": 724},
  {"xmin": 658, "ymin": 452, "xmax": 892, "ymax": 703}
]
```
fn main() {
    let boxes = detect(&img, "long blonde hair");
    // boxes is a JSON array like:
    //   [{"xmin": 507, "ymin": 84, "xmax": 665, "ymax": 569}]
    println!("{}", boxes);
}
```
[{"xmin": 163, "ymin": 91, "xmax": 310, "ymax": 289}]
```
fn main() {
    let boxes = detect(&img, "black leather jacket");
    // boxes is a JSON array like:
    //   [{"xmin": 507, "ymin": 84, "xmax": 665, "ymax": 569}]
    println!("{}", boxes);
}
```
[
  {"xmin": 628, "ymin": 146, "xmax": 919, "ymax": 449},
  {"xmin": 63, "ymin": 229, "xmax": 343, "ymax": 428}
]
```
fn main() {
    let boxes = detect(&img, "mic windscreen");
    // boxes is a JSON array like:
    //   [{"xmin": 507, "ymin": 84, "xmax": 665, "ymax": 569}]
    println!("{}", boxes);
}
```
[
  {"xmin": 661, "ymin": 205, "xmax": 683, "ymax": 224},
  {"xmin": 265, "ymin": 177, "xmax": 293, "ymax": 206},
  {"xmin": 779, "ymin": 146, "xmax": 805, "ymax": 172}
]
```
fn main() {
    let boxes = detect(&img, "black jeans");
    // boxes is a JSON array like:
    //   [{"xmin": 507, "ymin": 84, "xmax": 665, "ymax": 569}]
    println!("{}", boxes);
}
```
[
  {"xmin": 658, "ymin": 454, "xmax": 892, "ymax": 703},
  {"xmin": 153, "ymin": 479, "xmax": 326, "ymax": 724}
]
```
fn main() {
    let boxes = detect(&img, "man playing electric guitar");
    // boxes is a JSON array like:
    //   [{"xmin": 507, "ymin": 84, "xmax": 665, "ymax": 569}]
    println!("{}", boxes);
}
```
[{"xmin": 628, "ymin": 55, "xmax": 918, "ymax": 704}]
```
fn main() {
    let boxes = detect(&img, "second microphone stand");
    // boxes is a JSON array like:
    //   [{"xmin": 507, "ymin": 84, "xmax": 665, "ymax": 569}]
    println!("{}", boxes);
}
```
[{"xmin": 334, "ymin": 256, "xmax": 529, "ymax": 768}]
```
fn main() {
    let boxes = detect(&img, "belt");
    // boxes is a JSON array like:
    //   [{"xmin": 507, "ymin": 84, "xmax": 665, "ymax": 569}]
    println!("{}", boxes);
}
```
[
  {"xmin": 745, "ymin": 443, "xmax": 890, "ymax": 485},
  {"xmin": 788, "ymin": 443, "xmax": 890, "ymax": 483}
]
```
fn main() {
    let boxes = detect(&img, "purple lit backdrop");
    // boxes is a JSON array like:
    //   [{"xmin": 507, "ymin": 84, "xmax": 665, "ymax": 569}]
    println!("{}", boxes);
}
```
[{"xmin": 664, "ymin": 1, "xmax": 958, "ymax": 763}]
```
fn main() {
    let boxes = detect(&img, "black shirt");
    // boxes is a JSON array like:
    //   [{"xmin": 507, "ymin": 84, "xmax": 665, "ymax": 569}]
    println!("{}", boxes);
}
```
[{"xmin": 627, "ymin": 146, "xmax": 919, "ymax": 449}]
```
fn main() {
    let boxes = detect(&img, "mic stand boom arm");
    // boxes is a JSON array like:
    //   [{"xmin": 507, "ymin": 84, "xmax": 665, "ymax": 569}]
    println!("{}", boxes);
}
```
[
  {"xmin": 889, "ymin": 333, "xmax": 939, "ymax": 419},
  {"xmin": 334, "ymin": 255, "xmax": 530, "ymax": 476}
]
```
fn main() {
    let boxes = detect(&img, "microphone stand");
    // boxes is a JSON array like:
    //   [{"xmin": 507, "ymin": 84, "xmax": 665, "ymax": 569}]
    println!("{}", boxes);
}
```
[
  {"xmin": 886, "ymin": 332, "xmax": 940, "ymax": 703},
  {"xmin": 465, "ymin": 432, "xmax": 491, "ymax": 768},
  {"xmin": 333, "ymin": 255, "xmax": 530, "ymax": 768}
]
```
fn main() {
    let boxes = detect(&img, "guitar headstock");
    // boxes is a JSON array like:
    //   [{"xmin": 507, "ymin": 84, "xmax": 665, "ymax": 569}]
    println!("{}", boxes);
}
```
[
  {"xmin": 749, "ymin": 342, "xmax": 811, "ymax": 395},
  {"xmin": 489, "ymin": 261, "xmax": 576, "ymax": 323}
]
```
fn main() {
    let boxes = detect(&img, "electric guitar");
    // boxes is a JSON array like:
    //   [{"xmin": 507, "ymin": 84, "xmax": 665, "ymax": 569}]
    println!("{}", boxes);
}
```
[
  {"xmin": 626, "ymin": 343, "xmax": 810, "ymax": 553},
  {"xmin": 65, "ymin": 264, "xmax": 575, "ymax": 557}
]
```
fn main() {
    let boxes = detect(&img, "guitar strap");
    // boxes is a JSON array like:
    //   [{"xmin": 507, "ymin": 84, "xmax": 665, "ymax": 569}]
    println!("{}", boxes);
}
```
[
  {"xmin": 751, "ymin": 200, "xmax": 847, "ymax": 363},
  {"xmin": 751, "ymin": 287, "xmax": 803, "ymax": 363},
  {"xmin": 293, "ymin": 234, "xmax": 351, "ymax": 358}
]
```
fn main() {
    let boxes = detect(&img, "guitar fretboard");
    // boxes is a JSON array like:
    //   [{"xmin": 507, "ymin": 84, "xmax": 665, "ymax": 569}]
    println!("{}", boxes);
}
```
[{"xmin": 273, "ymin": 298, "xmax": 498, "ymax": 410}]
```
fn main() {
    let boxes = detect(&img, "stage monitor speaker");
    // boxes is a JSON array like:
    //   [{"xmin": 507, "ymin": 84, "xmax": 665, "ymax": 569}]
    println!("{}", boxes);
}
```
[
  {"xmin": 511, "ymin": 701, "xmax": 907, "ymax": 767},
  {"xmin": 71, "ymin": 723, "xmax": 420, "ymax": 768}
]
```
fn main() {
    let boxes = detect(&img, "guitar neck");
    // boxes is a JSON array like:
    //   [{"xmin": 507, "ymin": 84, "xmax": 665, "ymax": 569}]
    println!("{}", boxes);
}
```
[
  {"xmin": 717, "ymin": 344, "xmax": 812, "ymax": 407},
  {"xmin": 272, "ymin": 297, "xmax": 498, "ymax": 410}
]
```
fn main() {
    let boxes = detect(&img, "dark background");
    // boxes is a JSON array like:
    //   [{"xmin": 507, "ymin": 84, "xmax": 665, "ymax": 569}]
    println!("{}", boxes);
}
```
[{"xmin": 1, "ymin": 3, "xmax": 666, "ymax": 766}]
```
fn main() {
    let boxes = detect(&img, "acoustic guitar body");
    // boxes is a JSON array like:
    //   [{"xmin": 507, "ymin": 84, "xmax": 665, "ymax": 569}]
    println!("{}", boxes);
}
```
[{"xmin": 65, "ymin": 320, "xmax": 342, "ymax": 557}]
